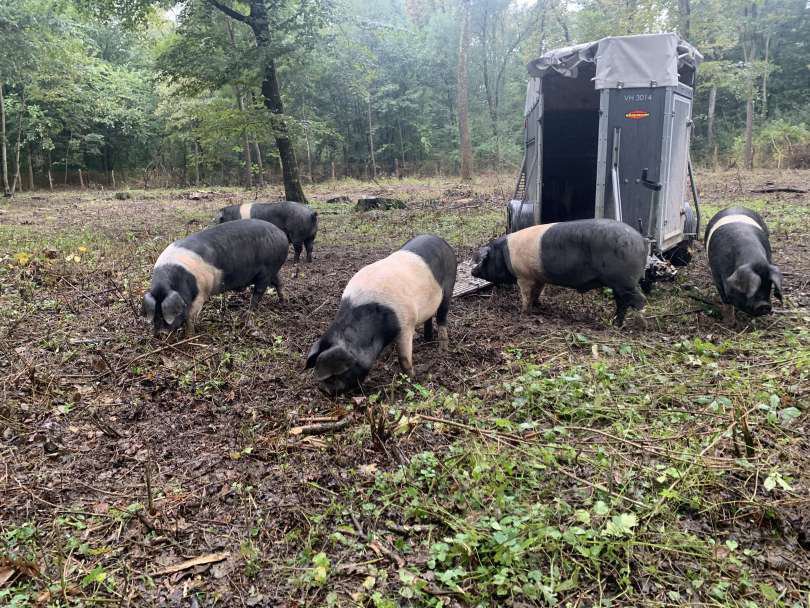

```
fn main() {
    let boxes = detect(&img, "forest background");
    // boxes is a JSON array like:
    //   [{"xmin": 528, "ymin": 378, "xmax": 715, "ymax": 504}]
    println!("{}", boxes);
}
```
[{"xmin": 1, "ymin": 0, "xmax": 808, "ymax": 199}]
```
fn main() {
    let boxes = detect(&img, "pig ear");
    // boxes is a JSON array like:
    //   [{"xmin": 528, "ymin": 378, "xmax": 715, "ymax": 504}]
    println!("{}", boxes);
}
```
[
  {"xmin": 161, "ymin": 291, "xmax": 186, "ymax": 326},
  {"xmin": 314, "ymin": 345, "xmax": 353, "ymax": 381},
  {"xmin": 769, "ymin": 264, "xmax": 783, "ymax": 302},
  {"xmin": 726, "ymin": 264, "xmax": 761, "ymax": 299},
  {"xmin": 142, "ymin": 293, "xmax": 156, "ymax": 323},
  {"xmin": 474, "ymin": 246, "xmax": 490, "ymax": 264},
  {"xmin": 305, "ymin": 338, "xmax": 325, "ymax": 369}
]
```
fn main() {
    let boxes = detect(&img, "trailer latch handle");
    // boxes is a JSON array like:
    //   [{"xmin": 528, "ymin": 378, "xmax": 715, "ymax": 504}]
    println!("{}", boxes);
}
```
[{"xmin": 640, "ymin": 168, "xmax": 662, "ymax": 192}]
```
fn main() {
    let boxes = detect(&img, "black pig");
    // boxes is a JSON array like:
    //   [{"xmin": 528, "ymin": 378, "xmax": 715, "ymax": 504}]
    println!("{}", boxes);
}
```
[
  {"xmin": 305, "ymin": 235, "xmax": 457, "ymax": 394},
  {"xmin": 704, "ymin": 207, "xmax": 782, "ymax": 319},
  {"xmin": 216, "ymin": 201, "xmax": 318, "ymax": 263},
  {"xmin": 471, "ymin": 219, "xmax": 647, "ymax": 326},
  {"xmin": 143, "ymin": 219, "xmax": 288, "ymax": 336}
]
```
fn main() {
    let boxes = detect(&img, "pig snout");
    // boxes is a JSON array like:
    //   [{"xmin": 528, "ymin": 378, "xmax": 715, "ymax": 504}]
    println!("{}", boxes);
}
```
[{"xmin": 752, "ymin": 302, "xmax": 772, "ymax": 316}]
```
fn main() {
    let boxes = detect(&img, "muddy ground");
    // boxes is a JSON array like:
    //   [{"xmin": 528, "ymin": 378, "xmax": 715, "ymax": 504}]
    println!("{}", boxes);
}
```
[{"xmin": 0, "ymin": 170, "xmax": 808, "ymax": 606}]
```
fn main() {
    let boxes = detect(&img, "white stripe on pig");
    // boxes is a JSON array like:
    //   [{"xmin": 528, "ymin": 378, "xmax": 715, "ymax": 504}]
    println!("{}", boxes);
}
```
[
  {"xmin": 706, "ymin": 214, "xmax": 762, "ymax": 253},
  {"xmin": 239, "ymin": 203, "xmax": 254, "ymax": 220},
  {"xmin": 155, "ymin": 244, "xmax": 224, "ymax": 321},
  {"xmin": 506, "ymin": 223, "xmax": 557, "ymax": 280},
  {"xmin": 342, "ymin": 250, "xmax": 443, "ymax": 330}
]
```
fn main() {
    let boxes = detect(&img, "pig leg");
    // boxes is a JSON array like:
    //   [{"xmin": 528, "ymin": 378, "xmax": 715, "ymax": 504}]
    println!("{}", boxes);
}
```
[
  {"xmin": 292, "ymin": 242, "xmax": 303, "ymax": 264},
  {"xmin": 517, "ymin": 278, "xmax": 535, "ymax": 314},
  {"xmin": 612, "ymin": 285, "xmax": 645, "ymax": 327},
  {"xmin": 250, "ymin": 281, "xmax": 268, "ymax": 310},
  {"xmin": 436, "ymin": 295, "xmax": 451, "ymax": 351},
  {"xmin": 396, "ymin": 327, "xmax": 415, "ymax": 377},
  {"xmin": 271, "ymin": 274, "xmax": 285, "ymax": 303},
  {"xmin": 423, "ymin": 318, "xmax": 434, "ymax": 342},
  {"xmin": 184, "ymin": 297, "xmax": 206, "ymax": 336},
  {"xmin": 722, "ymin": 304, "xmax": 736, "ymax": 325},
  {"xmin": 518, "ymin": 279, "xmax": 544, "ymax": 314},
  {"xmin": 304, "ymin": 238, "xmax": 315, "ymax": 263}
]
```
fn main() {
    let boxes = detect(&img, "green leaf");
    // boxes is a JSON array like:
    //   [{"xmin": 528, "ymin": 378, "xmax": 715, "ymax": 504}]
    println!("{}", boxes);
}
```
[
  {"xmin": 593, "ymin": 500, "xmax": 610, "ymax": 516},
  {"xmin": 574, "ymin": 509, "xmax": 591, "ymax": 525},
  {"xmin": 759, "ymin": 582, "xmax": 780, "ymax": 602},
  {"xmin": 779, "ymin": 406, "xmax": 801, "ymax": 425},
  {"xmin": 81, "ymin": 565, "xmax": 107, "ymax": 588},
  {"xmin": 603, "ymin": 512, "xmax": 638, "ymax": 537}
]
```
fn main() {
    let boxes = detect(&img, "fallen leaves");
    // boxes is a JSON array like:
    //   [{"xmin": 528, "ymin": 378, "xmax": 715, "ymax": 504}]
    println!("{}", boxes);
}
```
[{"xmin": 150, "ymin": 552, "xmax": 230, "ymax": 576}]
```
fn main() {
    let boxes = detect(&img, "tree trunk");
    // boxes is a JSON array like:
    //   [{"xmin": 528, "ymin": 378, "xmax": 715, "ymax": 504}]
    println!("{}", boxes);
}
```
[
  {"xmin": 10, "ymin": 89, "xmax": 26, "ymax": 196},
  {"xmin": 480, "ymin": 11, "xmax": 500, "ymax": 167},
  {"xmin": 251, "ymin": 5, "xmax": 306, "ymax": 200},
  {"xmin": 761, "ymin": 33, "xmax": 770, "ymax": 118},
  {"xmin": 331, "ymin": 160, "xmax": 336, "ymax": 181},
  {"xmin": 47, "ymin": 150, "xmax": 53, "ymax": 191},
  {"xmin": 678, "ymin": 0, "xmax": 691, "ymax": 39},
  {"xmin": 64, "ymin": 133, "xmax": 71, "ymax": 185},
  {"xmin": 259, "ymin": 57, "xmax": 306, "ymax": 201},
  {"xmin": 0, "ymin": 82, "xmax": 9, "ymax": 196},
  {"xmin": 744, "ymin": 94, "xmax": 755, "ymax": 170},
  {"xmin": 27, "ymin": 143, "xmax": 34, "ymax": 190},
  {"xmin": 193, "ymin": 140, "xmax": 200, "ymax": 185},
  {"xmin": 223, "ymin": 18, "xmax": 253, "ymax": 188},
  {"xmin": 707, "ymin": 85, "xmax": 717, "ymax": 154},
  {"xmin": 305, "ymin": 129, "xmax": 313, "ymax": 182},
  {"xmin": 367, "ymin": 96, "xmax": 377, "ymax": 180},
  {"xmin": 78, "ymin": 168, "xmax": 84, "ymax": 189},
  {"xmin": 743, "ymin": 39, "xmax": 757, "ymax": 171},
  {"xmin": 209, "ymin": 0, "xmax": 307, "ymax": 201},
  {"xmin": 457, "ymin": 0, "xmax": 473, "ymax": 181},
  {"xmin": 253, "ymin": 141, "xmax": 264, "ymax": 186},
  {"xmin": 111, "ymin": 168, "xmax": 116, "ymax": 189},
  {"xmin": 397, "ymin": 118, "xmax": 405, "ymax": 169}
]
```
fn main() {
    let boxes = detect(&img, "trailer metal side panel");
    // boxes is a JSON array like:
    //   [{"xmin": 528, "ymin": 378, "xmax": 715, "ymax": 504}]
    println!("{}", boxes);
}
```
[
  {"xmin": 661, "ymin": 90, "xmax": 693, "ymax": 249},
  {"xmin": 594, "ymin": 89, "xmax": 610, "ymax": 219},
  {"xmin": 603, "ymin": 88, "xmax": 667, "ymax": 235}
]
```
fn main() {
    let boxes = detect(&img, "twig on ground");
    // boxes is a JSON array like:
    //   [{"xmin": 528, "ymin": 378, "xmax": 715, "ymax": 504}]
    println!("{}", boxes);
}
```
[
  {"xmin": 144, "ymin": 458, "xmax": 155, "ymax": 515},
  {"xmin": 288, "ymin": 416, "xmax": 352, "ymax": 436}
]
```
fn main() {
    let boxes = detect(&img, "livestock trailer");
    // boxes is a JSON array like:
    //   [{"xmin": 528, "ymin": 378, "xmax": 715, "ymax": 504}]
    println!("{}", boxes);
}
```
[{"xmin": 508, "ymin": 33, "xmax": 703, "ymax": 269}]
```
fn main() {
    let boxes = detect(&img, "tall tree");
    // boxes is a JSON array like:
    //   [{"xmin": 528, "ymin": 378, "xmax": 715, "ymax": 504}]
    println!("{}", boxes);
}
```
[
  {"xmin": 0, "ymin": 84, "xmax": 8, "ymax": 196},
  {"xmin": 457, "ymin": 0, "xmax": 472, "ymax": 180},
  {"xmin": 205, "ymin": 0, "xmax": 329, "ymax": 202}
]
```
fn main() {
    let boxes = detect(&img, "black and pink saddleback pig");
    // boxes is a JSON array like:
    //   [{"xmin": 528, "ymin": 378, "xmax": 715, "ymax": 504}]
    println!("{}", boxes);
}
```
[
  {"xmin": 704, "ymin": 207, "xmax": 782, "ymax": 319},
  {"xmin": 305, "ymin": 235, "xmax": 457, "ymax": 394},
  {"xmin": 216, "ymin": 200, "xmax": 318, "ymax": 263},
  {"xmin": 143, "ymin": 219, "xmax": 288, "ymax": 336},
  {"xmin": 471, "ymin": 219, "xmax": 647, "ymax": 327}
]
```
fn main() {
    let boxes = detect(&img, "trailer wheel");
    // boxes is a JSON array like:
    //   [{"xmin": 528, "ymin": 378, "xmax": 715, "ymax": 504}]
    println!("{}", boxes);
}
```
[{"xmin": 664, "ymin": 240, "xmax": 693, "ymax": 267}]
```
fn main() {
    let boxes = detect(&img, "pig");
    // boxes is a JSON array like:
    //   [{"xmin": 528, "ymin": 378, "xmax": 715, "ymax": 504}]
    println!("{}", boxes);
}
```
[
  {"xmin": 215, "ymin": 201, "xmax": 318, "ymax": 263},
  {"xmin": 305, "ymin": 235, "xmax": 457, "ymax": 395},
  {"xmin": 143, "ymin": 219, "xmax": 288, "ymax": 336},
  {"xmin": 471, "ymin": 219, "xmax": 647, "ymax": 327},
  {"xmin": 704, "ymin": 207, "xmax": 782, "ymax": 319}
]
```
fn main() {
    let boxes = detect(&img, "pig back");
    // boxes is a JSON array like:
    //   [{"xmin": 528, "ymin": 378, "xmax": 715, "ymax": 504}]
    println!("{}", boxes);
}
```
[
  {"xmin": 539, "ymin": 219, "xmax": 648, "ymax": 288},
  {"xmin": 342, "ymin": 250, "xmax": 446, "ymax": 328},
  {"xmin": 251, "ymin": 201, "xmax": 317, "ymax": 243},
  {"xmin": 175, "ymin": 219, "xmax": 288, "ymax": 292}
]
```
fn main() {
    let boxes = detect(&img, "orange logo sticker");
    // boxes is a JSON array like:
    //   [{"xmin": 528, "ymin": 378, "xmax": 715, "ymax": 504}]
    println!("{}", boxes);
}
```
[{"xmin": 625, "ymin": 110, "xmax": 650, "ymax": 120}]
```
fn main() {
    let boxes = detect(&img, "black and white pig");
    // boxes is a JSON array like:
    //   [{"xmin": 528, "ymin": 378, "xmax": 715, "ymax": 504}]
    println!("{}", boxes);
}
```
[
  {"xmin": 704, "ymin": 207, "xmax": 782, "ymax": 319},
  {"xmin": 143, "ymin": 219, "xmax": 288, "ymax": 336},
  {"xmin": 305, "ymin": 235, "xmax": 457, "ymax": 395},
  {"xmin": 471, "ymin": 219, "xmax": 648, "ymax": 327},
  {"xmin": 215, "ymin": 201, "xmax": 318, "ymax": 263}
]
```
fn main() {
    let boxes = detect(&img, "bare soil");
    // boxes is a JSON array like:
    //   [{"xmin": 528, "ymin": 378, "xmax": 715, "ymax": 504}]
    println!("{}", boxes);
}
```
[{"xmin": 0, "ymin": 170, "xmax": 808, "ymax": 606}]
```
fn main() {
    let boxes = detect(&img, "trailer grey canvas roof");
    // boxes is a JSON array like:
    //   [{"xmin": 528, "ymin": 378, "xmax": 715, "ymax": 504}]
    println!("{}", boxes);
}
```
[
  {"xmin": 525, "ymin": 33, "xmax": 702, "ymax": 89},
  {"xmin": 511, "ymin": 32, "xmax": 703, "ymax": 260}
]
